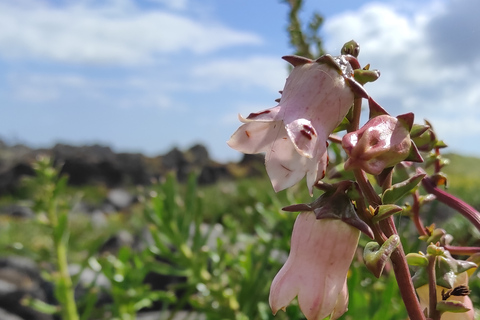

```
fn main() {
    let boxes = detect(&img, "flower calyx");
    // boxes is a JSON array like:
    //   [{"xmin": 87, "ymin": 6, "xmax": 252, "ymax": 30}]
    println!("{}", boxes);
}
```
[{"xmin": 283, "ymin": 182, "xmax": 374, "ymax": 239}]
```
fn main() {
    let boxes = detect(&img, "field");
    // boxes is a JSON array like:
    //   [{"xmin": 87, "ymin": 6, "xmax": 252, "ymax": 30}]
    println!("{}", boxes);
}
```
[{"xmin": 0, "ymin": 153, "xmax": 479, "ymax": 320}]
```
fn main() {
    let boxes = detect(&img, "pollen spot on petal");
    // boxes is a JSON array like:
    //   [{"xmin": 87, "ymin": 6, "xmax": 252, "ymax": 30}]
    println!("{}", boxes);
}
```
[
  {"xmin": 245, "ymin": 130, "xmax": 250, "ymax": 138},
  {"xmin": 247, "ymin": 110, "xmax": 271, "ymax": 119}
]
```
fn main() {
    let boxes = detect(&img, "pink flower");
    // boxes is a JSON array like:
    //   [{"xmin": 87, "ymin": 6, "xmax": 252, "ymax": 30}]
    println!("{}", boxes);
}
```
[
  {"xmin": 228, "ymin": 55, "xmax": 367, "ymax": 194},
  {"xmin": 416, "ymin": 272, "xmax": 475, "ymax": 320},
  {"xmin": 269, "ymin": 212, "xmax": 360, "ymax": 320},
  {"xmin": 342, "ymin": 113, "xmax": 414, "ymax": 175}
]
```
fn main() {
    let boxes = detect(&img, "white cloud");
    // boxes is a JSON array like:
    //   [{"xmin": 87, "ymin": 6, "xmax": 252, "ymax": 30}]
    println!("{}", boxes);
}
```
[
  {"xmin": 0, "ymin": 0, "xmax": 262, "ymax": 65},
  {"xmin": 146, "ymin": 0, "xmax": 189, "ymax": 11},
  {"xmin": 191, "ymin": 56, "xmax": 288, "ymax": 92},
  {"xmin": 323, "ymin": 0, "xmax": 480, "ymax": 155}
]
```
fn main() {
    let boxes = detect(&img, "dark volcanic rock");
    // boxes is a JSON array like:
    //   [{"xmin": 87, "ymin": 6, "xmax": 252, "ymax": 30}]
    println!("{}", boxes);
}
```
[
  {"xmin": 53, "ymin": 144, "xmax": 122, "ymax": 186},
  {"xmin": 0, "ymin": 257, "xmax": 54, "ymax": 320},
  {"xmin": 0, "ymin": 140, "xmax": 238, "ymax": 195}
]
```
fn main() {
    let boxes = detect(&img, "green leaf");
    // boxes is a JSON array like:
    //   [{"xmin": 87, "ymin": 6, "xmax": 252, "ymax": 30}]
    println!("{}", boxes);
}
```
[
  {"xmin": 21, "ymin": 296, "xmax": 60, "ymax": 315},
  {"xmin": 436, "ymin": 300, "xmax": 470, "ymax": 313},
  {"xmin": 371, "ymin": 204, "xmax": 403, "ymax": 223},
  {"xmin": 381, "ymin": 172, "xmax": 426, "ymax": 204},
  {"xmin": 406, "ymin": 253, "xmax": 429, "ymax": 267},
  {"xmin": 364, "ymin": 235, "xmax": 400, "ymax": 278}
]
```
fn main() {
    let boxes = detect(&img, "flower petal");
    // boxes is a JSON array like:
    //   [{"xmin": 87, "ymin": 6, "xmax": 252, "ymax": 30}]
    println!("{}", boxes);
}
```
[
  {"xmin": 269, "ymin": 213, "xmax": 360, "ymax": 320},
  {"xmin": 286, "ymin": 118, "xmax": 318, "ymax": 158},
  {"xmin": 280, "ymin": 62, "xmax": 354, "ymax": 139},
  {"xmin": 245, "ymin": 106, "xmax": 283, "ymax": 122},
  {"xmin": 265, "ymin": 132, "xmax": 311, "ymax": 192},
  {"xmin": 227, "ymin": 120, "xmax": 282, "ymax": 154},
  {"xmin": 330, "ymin": 279, "xmax": 349, "ymax": 320}
]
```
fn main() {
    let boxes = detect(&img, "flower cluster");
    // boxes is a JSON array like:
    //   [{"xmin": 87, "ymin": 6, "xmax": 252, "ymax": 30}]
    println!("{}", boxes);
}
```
[{"xmin": 227, "ymin": 40, "xmax": 477, "ymax": 320}]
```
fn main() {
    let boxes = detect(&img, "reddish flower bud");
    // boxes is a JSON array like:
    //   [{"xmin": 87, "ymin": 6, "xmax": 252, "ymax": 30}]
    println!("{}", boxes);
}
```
[{"xmin": 342, "ymin": 114, "xmax": 413, "ymax": 175}]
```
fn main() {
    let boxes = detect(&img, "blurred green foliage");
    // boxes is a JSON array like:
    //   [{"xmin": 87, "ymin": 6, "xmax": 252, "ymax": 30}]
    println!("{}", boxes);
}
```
[{"xmin": 0, "ymin": 153, "xmax": 479, "ymax": 319}]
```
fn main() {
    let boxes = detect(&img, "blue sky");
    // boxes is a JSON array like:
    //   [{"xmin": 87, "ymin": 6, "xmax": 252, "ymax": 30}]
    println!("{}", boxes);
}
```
[{"xmin": 1, "ymin": 0, "xmax": 479, "ymax": 162}]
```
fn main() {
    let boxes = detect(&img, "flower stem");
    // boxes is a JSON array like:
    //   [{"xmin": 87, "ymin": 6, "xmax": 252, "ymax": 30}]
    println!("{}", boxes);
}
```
[
  {"xmin": 421, "ymin": 174, "xmax": 480, "ymax": 232},
  {"xmin": 45, "ymin": 176, "xmax": 79, "ymax": 320},
  {"xmin": 381, "ymin": 216, "xmax": 426, "ymax": 320},
  {"xmin": 353, "ymin": 169, "xmax": 425, "ymax": 320},
  {"xmin": 443, "ymin": 244, "xmax": 480, "ymax": 255},
  {"xmin": 412, "ymin": 191, "xmax": 427, "ymax": 237},
  {"xmin": 427, "ymin": 255, "xmax": 440, "ymax": 320},
  {"xmin": 349, "ymin": 93, "xmax": 425, "ymax": 319},
  {"xmin": 55, "ymin": 235, "xmax": 79, "ymax": 320}
]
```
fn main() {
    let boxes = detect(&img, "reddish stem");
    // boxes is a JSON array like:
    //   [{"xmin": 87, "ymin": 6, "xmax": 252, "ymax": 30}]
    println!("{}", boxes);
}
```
[
  {"xmin": 354, "ymin": 170, "xmax": 425, "ymax": 320},
  {"xmin": 443, "ymin": 244, "xmax": 480, "ymax": 256},
  {"xmin": 421, "ymin": 174, "xmax": 480, "ymax": 232},
  {"xmin": 427, "ymin": 255, "xmax": 440, "ymax": 320},
  {"xmin": 412, "ymin": 190, "xmax": 427, "ymax": 236},
  {"xmin": 380, "ymin": 216, "xmax": 426, "ymax": 320},
  {"xmin": 349, "ymin": 97, "xmax": 425, "ymax": 319}
]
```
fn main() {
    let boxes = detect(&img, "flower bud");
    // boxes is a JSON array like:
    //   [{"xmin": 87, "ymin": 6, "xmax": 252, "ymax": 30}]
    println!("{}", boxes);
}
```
[{"xmin": 342, "ymin": 114, "xmax": 413, "ymax": 175}]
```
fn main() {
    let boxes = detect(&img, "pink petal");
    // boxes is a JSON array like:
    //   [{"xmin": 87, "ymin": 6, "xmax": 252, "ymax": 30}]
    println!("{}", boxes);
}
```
[
  {"xmin": 280, "ymin": 63, "xmax": 354, "ymax": 140},
  {"xmin": 269, "ymin": 213, "xmax": 360, "ymax": 320},
  {"xmin": 330, "ymin": 279, "xmax": 349, "ymax": 320}
]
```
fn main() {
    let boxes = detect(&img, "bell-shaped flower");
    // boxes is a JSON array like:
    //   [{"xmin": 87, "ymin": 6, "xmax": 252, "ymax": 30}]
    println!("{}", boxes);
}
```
[
  {"xmin": 269, "ymin": 212, "xmax": 361, "ymax": 320},
  {"xmin": 228, "ymin": 54, "xmax": 367, "ymax": 194},
  {"xmin": 416, "ymin": 272, "xmax": 475, "ymax": 320},
  {"xmin": 342, "ymin": 113, "xmax": 416, "ymax": 175}
]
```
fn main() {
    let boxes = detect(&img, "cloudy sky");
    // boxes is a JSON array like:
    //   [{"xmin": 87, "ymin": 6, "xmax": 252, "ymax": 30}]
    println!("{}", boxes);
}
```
[{"xmin": 1, "ymin": 0, "xmax": 479, "ymax": 162}]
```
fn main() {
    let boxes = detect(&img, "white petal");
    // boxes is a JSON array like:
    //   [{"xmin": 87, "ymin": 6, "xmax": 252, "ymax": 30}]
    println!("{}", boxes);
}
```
[
  {"xmin": 227, "ymin": 121, "xmax": 282, "ymax": 154},
  {"xmin": 305, "ymin": 144, "xmax": 328, "ymax": 195},
  {"xmin": 265, "ymin": 134, "xmax": 310, "ymax": 192},
  {"xmin": 286, "ymin": 118, "xmax": 318, "ymax": 158},
  {"xmin": 244, "ymin": 106, "xmax": 283, "ymax": 122}
]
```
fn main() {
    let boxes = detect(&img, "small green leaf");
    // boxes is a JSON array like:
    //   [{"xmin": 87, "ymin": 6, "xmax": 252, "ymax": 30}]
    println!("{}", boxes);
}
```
[
  {"xmin": 381, "ymin": 172, "xmax": 426, "ymax": 204},
  {"xmin": 406, "ymin": 253, "xmax": 429, "ymax": 267},
  {"xmin": 21, "ymin": 296, "xmax": 60, "ymax": 315},
  {"xmin": 364, "ymin": 235, "xmax": 400, "ymax": 278},
  {"xmin": 372, "ymin": 204, "xmax": 403, "ymax": 223},
  {"xmin": 436, "ymin": 300, "xmax": 470, "ymax": 314}
]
